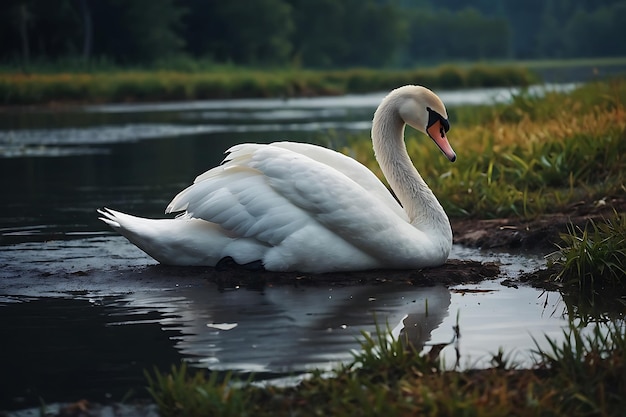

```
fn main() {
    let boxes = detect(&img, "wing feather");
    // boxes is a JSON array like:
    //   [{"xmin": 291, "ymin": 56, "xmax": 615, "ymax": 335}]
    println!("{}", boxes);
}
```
[{"xmin": 166, "ymin": 142, "xmax": 420, "ymax": 261}]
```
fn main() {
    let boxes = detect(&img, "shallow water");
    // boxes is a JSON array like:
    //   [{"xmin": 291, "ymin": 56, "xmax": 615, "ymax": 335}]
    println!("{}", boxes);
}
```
[
  {"xmin": 0, "ymin": 84, "xmax": 583, "ymax": 409},
  {"xmin": 0, "ymin": 235, "xmax": 566, "ymax": 407}
]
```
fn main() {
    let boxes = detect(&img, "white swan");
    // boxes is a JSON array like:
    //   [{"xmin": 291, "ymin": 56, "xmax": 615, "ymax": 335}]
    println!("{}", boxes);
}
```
[{"xmin": 99, "ymin": 85, "xmax": 456, "ymax": 273}]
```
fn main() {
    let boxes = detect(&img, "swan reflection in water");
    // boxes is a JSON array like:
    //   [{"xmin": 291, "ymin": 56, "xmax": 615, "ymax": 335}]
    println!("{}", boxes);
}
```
[
  {"xmin": 1, "ymin": 236, "xmax": 452, "ymax": 376},
  {"xmin": 108, "ymin": 279, "xmax": 451, "ymax": 374}
]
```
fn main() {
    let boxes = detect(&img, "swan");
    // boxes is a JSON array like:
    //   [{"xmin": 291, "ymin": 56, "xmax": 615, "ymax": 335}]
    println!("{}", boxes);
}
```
[{"xmin": 99, "ymin": 85, "xmax": 456, "ymax": 273}]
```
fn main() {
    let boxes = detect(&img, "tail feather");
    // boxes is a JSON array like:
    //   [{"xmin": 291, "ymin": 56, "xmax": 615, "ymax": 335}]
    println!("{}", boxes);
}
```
[
  {"xmin": 98, "ymin": 208, "xmax": 122, "ymax": 229},
  {"xmin": 97, "ymin": 208, "xmax": 264, "ymax": 267},
  {"xmin": 98, "ymin": 207, "xmax": 218, "ymax": 265}
]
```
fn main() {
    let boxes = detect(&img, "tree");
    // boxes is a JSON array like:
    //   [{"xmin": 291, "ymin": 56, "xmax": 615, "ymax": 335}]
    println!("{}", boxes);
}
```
[
  {"xmin": 182, "ymin": 0, "xmax": 293, "ymax": 65},
  {"xmin": 564, "ymin": 4, "xmax": 626, "ymax": 58},
  {"xmin": 501, "ymin": 0, "xmax": 545, "ymax": 58},
  {"xmin": 289, "ymin": 0, "xmax": 407, "ymax": 68},
  {"xmin": 0, "ymin": 0, "xmax": 83, "ymax": 62},
  {"xmin": 78, "ymin": 0, "xmax": 93, "ymax": 60},
  {"xmin": 288, "ymin": 0, "xmax": 347, "ymax": 67},
  {"xmin": 404, "ymin": 7, "xmax": 510, "ymax": 64},
  {"xmin": 99, "ymin": 0, "xmax": 186, "ymax": 63}
]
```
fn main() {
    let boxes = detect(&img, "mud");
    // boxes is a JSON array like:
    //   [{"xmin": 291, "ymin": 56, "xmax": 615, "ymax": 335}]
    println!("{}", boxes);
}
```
[
  {"xmin": 451, "ymin": 196, "xmax": 625, "ymax": 252},
  {"xmin": 204, "ymin": 258, "xmax": 500, "ymax": 289}
]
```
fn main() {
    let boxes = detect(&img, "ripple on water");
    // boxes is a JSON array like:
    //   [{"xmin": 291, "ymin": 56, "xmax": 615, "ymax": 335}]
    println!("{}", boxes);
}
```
[{"xmin": 0, "ymin": 233, "xmax": 597, "ymax": 410}]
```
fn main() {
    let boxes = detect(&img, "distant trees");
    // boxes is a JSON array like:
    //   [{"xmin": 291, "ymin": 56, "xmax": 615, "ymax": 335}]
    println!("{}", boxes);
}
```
[
  {"xmin": 289, "ymin": 0, "xmax": 408, "ymax": 67},
  {"xmin": 0, "ymin": 0, "xmax": 625, "ymax": 68},
  {"xmin": 405, "ymin": 8, "xmax": 510, "ymax": 64},
  {"xmin": 182, "ymin": 0, "xmax": 294, "ymax": 65},
  {"xmin": 92, "ymin": 0, "xmax": 185, "ymax": 63}
]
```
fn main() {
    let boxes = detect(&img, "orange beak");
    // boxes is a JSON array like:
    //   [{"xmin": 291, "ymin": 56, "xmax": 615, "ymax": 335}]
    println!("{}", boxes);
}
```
[{"xmin": 427, "ymin": 119, "xmax": 456, "ymax": 162}]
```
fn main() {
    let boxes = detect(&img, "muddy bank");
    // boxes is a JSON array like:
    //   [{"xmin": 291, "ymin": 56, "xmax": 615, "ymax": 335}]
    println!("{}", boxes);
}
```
[
  {"xmin": 203, "ymin": 258, "xmax": 500, "ymax": 289},
  {"xmin": 451, "ymin": 196, "xmax": 625, "ymax": 252}
]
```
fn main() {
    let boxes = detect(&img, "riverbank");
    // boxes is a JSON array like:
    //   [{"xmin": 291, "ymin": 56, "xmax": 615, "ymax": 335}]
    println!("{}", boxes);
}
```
[
  {"xmin": 0, "ymin": 65, "xmax": 536, "ymax": 106},
  {"xmin": 3, "ymin": 57, "xmax": 626, "ymax": 107}
]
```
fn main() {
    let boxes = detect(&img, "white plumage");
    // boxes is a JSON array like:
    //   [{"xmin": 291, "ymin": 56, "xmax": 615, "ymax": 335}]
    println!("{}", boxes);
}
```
[{"xmin": 99, "ymin": 85, "xmax": 456, "ymax": 273}]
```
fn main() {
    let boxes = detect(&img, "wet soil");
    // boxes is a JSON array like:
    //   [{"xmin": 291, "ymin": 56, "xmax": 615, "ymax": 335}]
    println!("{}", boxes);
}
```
[
  {"xmin": 206, "ymin": 258, "xmax": 500, "ymax": 289},
  {"xmin": 451, "ymin": 196, "xmax": 625, "ymax": 252}
]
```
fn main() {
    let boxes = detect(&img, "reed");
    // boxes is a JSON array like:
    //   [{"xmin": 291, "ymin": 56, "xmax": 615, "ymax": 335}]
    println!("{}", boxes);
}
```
[
  {"xmin": 146, "ymin": 320, "xmax": 626, "ymax": 417},
  {"xmin": 0, "ymin": 65, "xmax": 536, "ymax": 105},
  {"xmin": 550, "ymin": 213, "xmax": 626, "ymax": 290},
  {"xmin": 532, "ymin": 321, "xmax": 626, "ymax": 416}
]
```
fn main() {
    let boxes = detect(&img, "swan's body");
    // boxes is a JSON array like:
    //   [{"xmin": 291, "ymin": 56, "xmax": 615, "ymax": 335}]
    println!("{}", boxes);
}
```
[{"xmin": 99, "ymin": 85, "xmax": 456, "ymax": 273}]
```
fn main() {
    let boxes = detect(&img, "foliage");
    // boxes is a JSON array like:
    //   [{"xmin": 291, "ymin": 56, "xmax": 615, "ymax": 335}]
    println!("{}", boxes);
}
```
[
  {"xmin": 2, "ymin": 1, "xmax": 626, "ymax": 68},
  {"xmin": 404, "ymin": 7, "xmax": 511, "ymax": 66},
  {"xmin": 145, "ymin": 364, "xmax": 257, "ymax": 417},
  {"xmin": 532, "ymin": 321, "xmax": 626, "ymax": 415},
  {"xmin": 551, "ymin": 213, "xmax": 626, "ymax": 290},
  {"xmin": 0, "ymin": 65, "xmax": 537, "ymax": 105},
  {"xmin": 146, "ymin": 320, "xmax": 626, "ymax": 417},
  {"xmin": 345, "ymin": 322, "xmax": 441, "ymax": 383}
]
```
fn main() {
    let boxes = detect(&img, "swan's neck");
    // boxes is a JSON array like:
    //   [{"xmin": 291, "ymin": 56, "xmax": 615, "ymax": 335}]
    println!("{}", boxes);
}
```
[{"xmin": 371, "ymin": 101, "xmax": 452, "ymax": 240}]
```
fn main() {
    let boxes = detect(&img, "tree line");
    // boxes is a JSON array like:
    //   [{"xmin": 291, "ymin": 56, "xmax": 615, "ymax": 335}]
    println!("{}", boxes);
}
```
[{"xmin": 1, "ymin": 0, "xmax": 625, "ymax": 69}]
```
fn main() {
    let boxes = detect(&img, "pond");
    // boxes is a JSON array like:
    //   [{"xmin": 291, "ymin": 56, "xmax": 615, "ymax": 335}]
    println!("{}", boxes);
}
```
[{"xmin": 0, "ymin": 84, "xmax": 583, "ymax": 410}]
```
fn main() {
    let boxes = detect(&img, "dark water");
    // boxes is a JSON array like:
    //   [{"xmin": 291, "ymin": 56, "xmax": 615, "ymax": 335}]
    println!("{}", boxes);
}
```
[{"xmin": 0, "ymin": 85, "xmax": 581, "ymax": 410}]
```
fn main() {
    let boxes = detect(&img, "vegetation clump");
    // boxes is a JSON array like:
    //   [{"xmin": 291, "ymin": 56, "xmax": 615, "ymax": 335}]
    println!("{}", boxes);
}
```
[
  {"xmin": 0, "ymin": 65, "xmax": 537, "ymax": 105},
  {"xmin": 146, "ymin": 321, "xmax": 626, "ymax": 417},
  {"xmin": 550, "ymin": 213, "xmax": 626, "ymax": 290}
]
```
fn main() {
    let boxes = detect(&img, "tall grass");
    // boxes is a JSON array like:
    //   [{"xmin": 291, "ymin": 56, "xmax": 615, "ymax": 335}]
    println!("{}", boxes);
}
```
[
  {"xmin": 550, "ymin": 213, "xmax": 626, "ymax": 290},
  {"xmin": 146, "ymin": 320, "xmax": 626, "ymax": 417},
  {"xmin": 0, "ymin": 65, "xmax": 537, "ymax": 105},
  {"xmin": 145, "ymin": 364, "xmax": 256, "ymax": 417},
  {"xmin": 532, "ymin": 321, "xmax": 626, "ymax": 415}
]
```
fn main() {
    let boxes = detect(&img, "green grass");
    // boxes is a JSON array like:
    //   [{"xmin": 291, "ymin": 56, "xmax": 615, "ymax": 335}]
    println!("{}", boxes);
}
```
[
  {"xmin": 510, "ymin": 56, "xmax": 626, "ymax": 70},
  {"xmin": 145, "ymin": 366, "xmax": 254, "ymax": 417},
  {"xmin": 145, "ymin": 320, "xmax": 626, "ymax": 417},
  {"xmin": 532, "ymin": 322, "xmax": 626, "ymax": 415},
  {"xmin": 0, "ymin": 65, "xmax": 537, "ymax": 105},
  {"xmin": 550, "ymin": 213, "xmax": 626, "ymax": 290}
]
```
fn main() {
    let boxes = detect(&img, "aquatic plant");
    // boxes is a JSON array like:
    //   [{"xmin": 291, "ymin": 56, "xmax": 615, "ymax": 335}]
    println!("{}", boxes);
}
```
[
  {"xmin": 146, "ymin": 320, "xmax": 626, "ymax": 417},
  {"xmin": 551, "ymin": 213, "xmax": 626, "ymax": 290},
  {"xmin": 345, "ymin": 322, "xmax": 441, "ymax": 383},
  {"xmin": 145, "ymin": 364, "xmax": 256, "ymax": 417},
  {"xmin": 0, "ymin": 65, "xmax": 536, "ymax": 105},
  {"xmin": 532, "ymin": 321, "xmax": 626, "ymax": 415}
]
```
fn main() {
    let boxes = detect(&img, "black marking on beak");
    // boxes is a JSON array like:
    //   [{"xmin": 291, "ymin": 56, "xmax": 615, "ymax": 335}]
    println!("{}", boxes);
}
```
[{"xmin": 427, "ymin": 107, "xmax": 450, "ymax": 133}]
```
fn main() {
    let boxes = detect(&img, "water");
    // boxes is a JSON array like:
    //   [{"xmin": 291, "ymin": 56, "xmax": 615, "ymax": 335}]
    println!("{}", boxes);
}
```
[{"xmin": 0, "ymin": 84, "xmax": 582, "ymax": 409}]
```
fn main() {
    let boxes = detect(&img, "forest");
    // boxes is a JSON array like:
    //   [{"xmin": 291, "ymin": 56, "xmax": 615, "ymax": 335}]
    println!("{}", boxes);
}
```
[{"xmin": 1, "ymin": 0, "xmax": 625, "ymax": 69}]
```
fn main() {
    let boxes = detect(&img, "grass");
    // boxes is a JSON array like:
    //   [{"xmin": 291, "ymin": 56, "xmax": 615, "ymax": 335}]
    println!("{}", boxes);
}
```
[
  {"xmin": 549, "ymin": 212, "xmax": 626, "ymax": 291},
  {"xmin": 0, "ymin": 65, "xmax": 537, "ymax": 105},
  {"xmin": 532, "ymin": 322, "xmax": 626, "ymax": 415},
  {"xmin": 340, "ymin": 77, "xmax": 626, "ymax": 219},
  {"xmin": 145, "ymin": 320, "xmax": 626, "ymax": 417}
]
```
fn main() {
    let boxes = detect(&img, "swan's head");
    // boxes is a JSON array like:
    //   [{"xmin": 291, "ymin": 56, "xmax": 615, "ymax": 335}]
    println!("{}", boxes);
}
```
[{"xmin": 396, "ymin": 85, "xmax": 456, "ymax": 162}]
